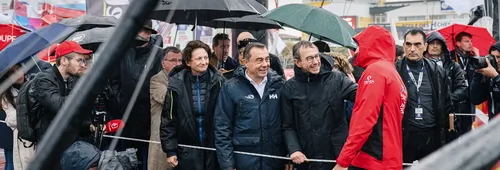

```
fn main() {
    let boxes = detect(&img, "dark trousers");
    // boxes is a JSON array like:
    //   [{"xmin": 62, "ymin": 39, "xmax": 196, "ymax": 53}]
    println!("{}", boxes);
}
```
[
  {"xmin": 403, "ymin": 129, "xmax": 440, "ymax": 163},
  {"xmin": 4, "ymin": 148, "xmax": 14, "ymax": 170},
  {"xmin": 459, "ymin": 116, "xmax": 473, "ymax": 135}
]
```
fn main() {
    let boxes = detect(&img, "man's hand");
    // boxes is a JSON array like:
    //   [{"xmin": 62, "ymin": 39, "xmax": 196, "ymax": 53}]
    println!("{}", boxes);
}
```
[
  {"xmin": 89, "ymin": 124, "xmax": 96, "ymax": 132},
  {"xmin": 285, "ymin": 164, "xmax": 294, "ymax": 170},
  {"xmin": 290, "ymin": 151, "xmax": 308, "ymax": 164},
  {"xmin": 333, "ymin": 164, "xmax": 348, "ymax": 170},
  {"xmin": 167, "ymin": 156, "xmax": 178, "ymax": 168},
  {"xmin": 476, "ymin": 59, "xmax": 499, "ymax": 79},
  {"xmin": 472, "ymin": 47, "xmax": 480, "ymax": 56}
]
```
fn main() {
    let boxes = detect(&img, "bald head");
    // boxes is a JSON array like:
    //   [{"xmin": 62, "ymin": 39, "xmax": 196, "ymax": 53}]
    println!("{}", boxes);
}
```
[{"xmin": 237, "ymin": 32, "xmax": 255, "ymax": 42}]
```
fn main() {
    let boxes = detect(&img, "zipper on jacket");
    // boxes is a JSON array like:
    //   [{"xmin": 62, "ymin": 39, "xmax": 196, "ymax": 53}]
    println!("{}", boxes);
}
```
[{"xmin": 196, "ymin": 76, "xmax": 203, "ymax": 144}]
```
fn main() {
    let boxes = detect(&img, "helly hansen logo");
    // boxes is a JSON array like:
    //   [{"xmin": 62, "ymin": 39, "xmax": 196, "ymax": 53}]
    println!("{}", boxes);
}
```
[
  {"xmin": 364, "ymin": 75, "xmax": 374, "ymax": 85},
  {"xmin": 269, "ymin": 94, "xmax": 278, "ymax": 99}
]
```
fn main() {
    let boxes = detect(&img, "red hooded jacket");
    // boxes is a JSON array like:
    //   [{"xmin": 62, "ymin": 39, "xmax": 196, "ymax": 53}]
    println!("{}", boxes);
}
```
[{"xmin": 336, "ymin": 26, "xmax": 408, "ymax": 170}]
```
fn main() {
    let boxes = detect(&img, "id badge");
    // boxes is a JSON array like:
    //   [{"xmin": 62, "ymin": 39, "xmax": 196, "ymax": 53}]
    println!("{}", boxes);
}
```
[{"xmin": 415, "ymin": 108, "xmax": 423, "ymax": 120}]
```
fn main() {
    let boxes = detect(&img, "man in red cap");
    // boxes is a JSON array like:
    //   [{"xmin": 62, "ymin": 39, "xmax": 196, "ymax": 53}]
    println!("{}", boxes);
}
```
[{"xmin": 29, "ymin": 41, "xmax": 93, "ymax": 143}]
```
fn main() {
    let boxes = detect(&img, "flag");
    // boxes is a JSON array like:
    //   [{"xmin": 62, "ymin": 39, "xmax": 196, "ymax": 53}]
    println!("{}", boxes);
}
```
[{"xmin": 0, "ymin": 24, "xmax": 28, "ymax": 50}]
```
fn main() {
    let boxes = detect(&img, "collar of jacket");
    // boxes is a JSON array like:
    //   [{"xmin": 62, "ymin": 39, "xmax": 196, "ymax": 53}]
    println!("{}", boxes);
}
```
[
  {"xmin": 168, "ymin": 65, "xmax": 221, "ymax": 92},
  {"xmin": 293, "ymin": 64, "xmax": 330, "ymax": 82},
  {"xmin": 51, "ymin": 65, "xmax": 68, "ymax": 96},
  {"xmin": 234, "ymin": 66, "xmax": 282, "ymax": 86}
]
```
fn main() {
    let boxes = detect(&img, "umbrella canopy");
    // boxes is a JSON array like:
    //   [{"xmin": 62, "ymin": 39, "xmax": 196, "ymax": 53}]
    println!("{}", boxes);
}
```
[
  {"xmin": 262, "ymin": 4, "xmax": 357, "ymax": 49},
  {"xmin": 65, "ymin": 27, "xmax": 149, "ymax": 52},
  {"xmin": 201, "ymin": 15, "xmax": 281, "ymax": 30},
  {"xmin": 149, "ymin": 0, "xmax": 260, "ymax": 25},
  {"xmin": 59, "ymin": 15, "xmax": 118, "ymax": 31},
  {"xmin": 0, "ymin": 23, "xmax": 76, "ymax": 73},
  {"xmin": 437, "ymin": 24, "xmax": 496, "ymax": 56}
]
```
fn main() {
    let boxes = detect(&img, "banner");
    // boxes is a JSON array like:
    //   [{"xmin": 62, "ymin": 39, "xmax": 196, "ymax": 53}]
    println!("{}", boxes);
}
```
[
  {"xmin": 0, "ymin": 24, "xmax": 28, "ymax": 50},
  {"xmin": 13, "ymin": 0, "xmax": 85, "ymax": 30},
  {"xmin": 86, "ymin": 0, "xmax": 130, "ymax": 19}
]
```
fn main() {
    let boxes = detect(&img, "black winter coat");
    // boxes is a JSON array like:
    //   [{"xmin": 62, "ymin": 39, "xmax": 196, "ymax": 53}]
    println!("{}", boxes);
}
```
[
  {"xmin": 29, "ymin": 66, "xmax": 91, "ymax": 141},
  {"xmin": 396, "ymin": 58, "xmax": 453, "ymax": 145},
  {"xmin": 109, "ymin": 36, "xmax": 164, "ymax": 140},
  {"xmin": 281, "ymin": 66, "xmax": 357, "ymax": 170},
  {"xmin": 426, "ymin": 32, "xmax": 469, "ymax": 133},
  {"xmin": 160, "ymin": 65, "xmax": 224, "ymax": 170},
  {"xmin": 214, "ymin": 67, "xmax": 286, "ymax": 170}
]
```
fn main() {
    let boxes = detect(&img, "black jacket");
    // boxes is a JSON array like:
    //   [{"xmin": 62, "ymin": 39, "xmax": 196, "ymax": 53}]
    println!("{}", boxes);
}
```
[
  {"xmin": 160, "ymin": 65, "xmax": 224, "ymax": 170},
  {"xmin": 396, "ymin": 58, "xmax": 453, "ymax": 145},
  {"xmin": 470, "ymin": 72, "xmax": 500, "ymax": 121},
  {"xmin": 214, "ymin": 67, "xmax": 286, "ymax": 170},
  {"xmin": 109, "ymin": 36, "xmax": 164, "ymax": 140},
  {"xmin": 281, "ymin": 66, "xmax": 357, "ymax": 170},
  {"xmin": 426, "ymin": 32, "xmax": 469, "ymax": 133},
  {"xmin": 29, "ymin": 66, "xmax": 91, "ymax": 141}
]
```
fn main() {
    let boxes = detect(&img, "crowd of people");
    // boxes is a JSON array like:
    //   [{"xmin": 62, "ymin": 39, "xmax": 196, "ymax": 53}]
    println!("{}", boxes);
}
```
[{"xmin": 1, "ymin": 21, "xmax": 500, "ymax": 170}]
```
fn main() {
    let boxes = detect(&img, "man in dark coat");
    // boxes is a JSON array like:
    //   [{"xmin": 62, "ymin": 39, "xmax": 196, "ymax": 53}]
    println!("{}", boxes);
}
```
[
  {"xmin": 160, "ymin": 40, "xmax": 224, "ymax": 170},
  {"xmin": 281, "ymin": 41, "xmax": 357, "ymax": 170},
  {"xmin": 214, "ymin": 43, "xmax": 286, "ymax": 170},
  {"xmin": 449, "ymin": 32, "xmax": 481, "ymax": 134},
  {"xmin": 396, "ymin": 30, "xmax": 452, "ymax": 163},
  {"xmin": 30, "ymin": 41, "xmax": 93, "ymax": 142},
  {"xmin": 470, "ymin": 42, "xmax": 500, "ymax": 121},
  {"xmin": 425, "ymin": 31, "xmax": 468, "ymax": 135},
  {"xmin": 108, "ymin": 20, "xmax": 164, "ymax": 169}
]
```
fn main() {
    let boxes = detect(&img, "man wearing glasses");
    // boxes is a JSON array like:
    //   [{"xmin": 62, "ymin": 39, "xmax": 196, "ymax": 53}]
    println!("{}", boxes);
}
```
[
  {"xmin": 395, "ymin": 29, "xmax": 452, "ymax": 164},
  {"xmin": 148, "ymin": 46, "xmax": 181, "ymax": 169},
  {"xmin": 280, "ymin": 41, "xmax": 357, "ymax": 169},
  {"xmin": 29, "ymin": 40, "xmax": 94, "ymax": 144}
]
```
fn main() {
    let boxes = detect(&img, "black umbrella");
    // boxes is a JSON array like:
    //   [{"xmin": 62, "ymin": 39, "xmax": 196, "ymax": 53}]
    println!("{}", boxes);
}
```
[
  {"xmin": 149, "ymin": 0, "xmax": 260, "ymax": 25},
  {"xmin": 201, "ymin": 15, "xmax": 281, "ymax": 30},
  {"xmin": 65, "ymin": 27, "xmax": 148, "ymax": 52},
  {"xmin": 59, "ymin": 15, "xmax": 118, "ymax": 31}
]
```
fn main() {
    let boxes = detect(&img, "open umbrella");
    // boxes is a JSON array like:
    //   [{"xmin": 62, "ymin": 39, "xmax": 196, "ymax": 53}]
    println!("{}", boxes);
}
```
[
  {"xmin": 59, "ymin": 15, "xmax": 118, "ymax": 31},
  {"xmin": 65, "ymin": 27, "xmax": 149, "ymax": 52},
  {"xmin": 437, "ymin": 24, "xmax": 496, "ymax": 56},
  {"xmin": 149, "ymin": 0, "xmax": 260, "ymax": 25},
  {"xmin": 262, "ymin": 4, "xmax": 357, "ymax": 49},
  {"xmin": 201, "ymin": 15, "xmax": 281, "ymax": 30},
  {"xmin": 0, "ymin": 23, "xmax": 76, "ymax": 73}
]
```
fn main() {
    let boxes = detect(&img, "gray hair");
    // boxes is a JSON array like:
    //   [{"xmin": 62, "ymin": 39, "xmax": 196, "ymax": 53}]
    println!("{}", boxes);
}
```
[{"xmin": 292, "ymin": 41, "xmax": 316, "ymax": 60}]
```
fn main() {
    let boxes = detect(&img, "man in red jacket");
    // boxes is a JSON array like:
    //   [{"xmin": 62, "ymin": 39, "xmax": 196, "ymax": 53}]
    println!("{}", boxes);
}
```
[{"xmin": 334, "ymin": 26, "xmax": 408, "ymax": 170}]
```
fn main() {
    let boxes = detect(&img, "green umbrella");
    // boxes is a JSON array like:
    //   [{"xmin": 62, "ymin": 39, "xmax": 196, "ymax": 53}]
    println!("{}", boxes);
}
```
[{"xmin": 262, "ymin": 4, "xmax": 358, "ymax": 49}]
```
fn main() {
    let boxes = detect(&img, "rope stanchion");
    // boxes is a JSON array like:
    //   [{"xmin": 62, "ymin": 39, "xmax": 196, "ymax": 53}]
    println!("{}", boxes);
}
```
[
  {"xmin": 0, "ymin": 121, "xmax": 417, "ymax": 166},
  {"xmin": 101, "ymin": 134, "xmax": 417, "ymax": 166}
]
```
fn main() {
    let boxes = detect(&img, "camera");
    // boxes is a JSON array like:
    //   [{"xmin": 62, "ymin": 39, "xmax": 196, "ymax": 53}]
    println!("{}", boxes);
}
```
[{"xmin": 469, "ymin": 55, "xmax": 498, "ymax": 70}]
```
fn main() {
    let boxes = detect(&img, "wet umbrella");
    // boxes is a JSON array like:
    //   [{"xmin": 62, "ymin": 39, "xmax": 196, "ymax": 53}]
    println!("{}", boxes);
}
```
[
  {"xmin": 0, "ymin": 23, "xmax": 76, "ymax": 73},
  {"xmin": 437, "ymin": 24, "xmax": 496, "ymax": 56},
  {"xmin": 59, "ymin": 15, "xmax": 118, "ymax": 31},
  {"xmin": 149, "ymin": 0, "xmax": 261, "ymax": 25},
  {"xmin": 201, "ymin": 15, "xmax": 281, "ymax": 30},
  {"xmin": 262, "ymin": 4, "xmax": 357, "ymax": 49},
  {"xmin": 65, "ymin": 27, "xmax": 149, "ymax": 52}
]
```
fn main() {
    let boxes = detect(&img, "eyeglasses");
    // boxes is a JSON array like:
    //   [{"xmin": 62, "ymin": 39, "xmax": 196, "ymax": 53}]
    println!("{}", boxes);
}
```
[
  {"xmin": 65, "ymin": 56, "xmax": 89, "ymax": 66},
  {"xmin": 305, "ymin": 55, "xmax": 320, "ymax": 63}
]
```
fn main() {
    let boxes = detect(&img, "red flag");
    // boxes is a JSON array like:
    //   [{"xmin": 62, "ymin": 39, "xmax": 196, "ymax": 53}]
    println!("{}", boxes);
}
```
[{"xmin": 0, "ymin": 24, "xmax": 28, "ymax": 51}]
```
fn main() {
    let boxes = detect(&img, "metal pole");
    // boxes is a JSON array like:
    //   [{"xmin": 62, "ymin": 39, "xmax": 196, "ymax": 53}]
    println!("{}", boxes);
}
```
[
  {"xmin": 27, "ymin": 0, "xmax": 160, "ymax": 169},
  {"xmin": 409, "ymin": 116, "xmax": 500, "ymax": 170}
]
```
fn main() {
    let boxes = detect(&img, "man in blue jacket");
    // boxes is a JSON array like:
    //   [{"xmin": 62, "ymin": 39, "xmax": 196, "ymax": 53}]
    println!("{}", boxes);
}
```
[{"xmin": 214, "ymin": 43, "xmax": 287, "ymax": 170}]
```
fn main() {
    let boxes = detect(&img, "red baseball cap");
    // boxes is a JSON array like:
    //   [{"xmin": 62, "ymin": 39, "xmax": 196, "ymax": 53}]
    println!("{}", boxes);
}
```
[{"xmin": 55, "ymin": 41, "xmax": 92, "ymax": 58}]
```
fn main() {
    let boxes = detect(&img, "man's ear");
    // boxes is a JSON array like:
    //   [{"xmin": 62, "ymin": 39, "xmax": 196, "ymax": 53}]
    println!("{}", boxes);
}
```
[{"xmin": 294, "ymin": 59, "xmax": 301, "ymax": 68}]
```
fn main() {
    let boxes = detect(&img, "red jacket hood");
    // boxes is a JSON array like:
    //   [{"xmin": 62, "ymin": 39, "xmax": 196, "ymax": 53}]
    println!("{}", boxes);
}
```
[{"xmin": 353, "ymin": 26, "xmax": 395, "ymax": 69}]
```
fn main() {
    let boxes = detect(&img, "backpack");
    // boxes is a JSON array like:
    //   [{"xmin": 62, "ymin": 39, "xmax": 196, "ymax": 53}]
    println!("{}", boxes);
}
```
[{"xmin": 15, "ymin": 80, "xmax": 40, "ymax": 145}]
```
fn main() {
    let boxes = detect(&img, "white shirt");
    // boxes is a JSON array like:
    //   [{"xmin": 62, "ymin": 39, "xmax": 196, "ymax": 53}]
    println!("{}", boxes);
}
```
[{"xmin": 245, "ymin": 71, "xmax": 267, "ymax": 99}]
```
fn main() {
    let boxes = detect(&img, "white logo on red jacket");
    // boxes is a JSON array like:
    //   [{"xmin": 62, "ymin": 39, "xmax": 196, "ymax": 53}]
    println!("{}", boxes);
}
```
[{"xmin": 364, "ymin": 76, "xmax": 375, "ymax": 85}]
